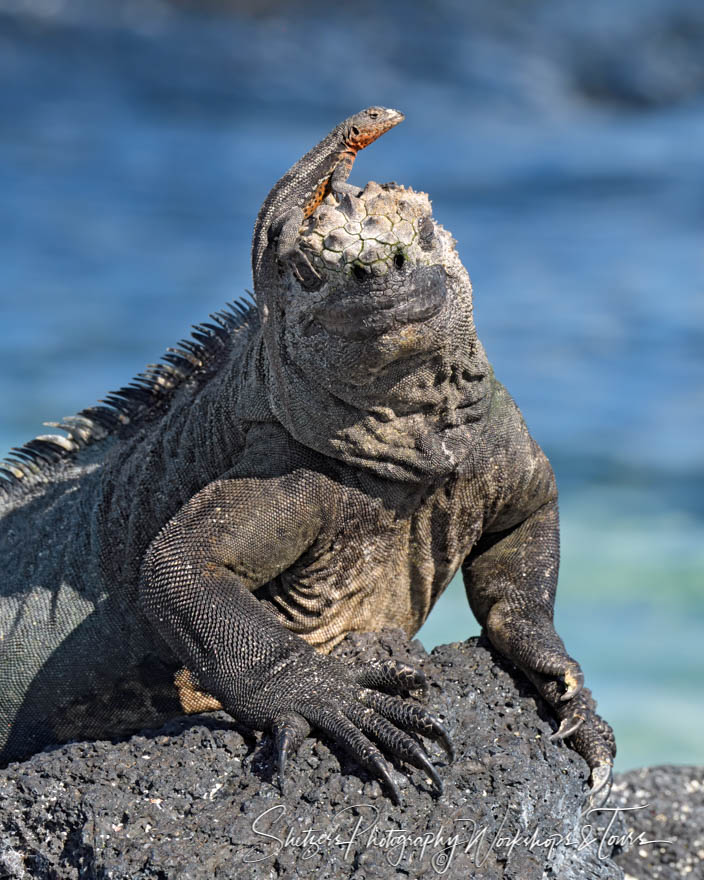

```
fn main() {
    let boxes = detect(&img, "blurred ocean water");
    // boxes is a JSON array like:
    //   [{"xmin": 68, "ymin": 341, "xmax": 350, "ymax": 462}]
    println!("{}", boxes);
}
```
[{"xmin": 0, "ymin": 0, "xmax": 702, "ymax": 771}]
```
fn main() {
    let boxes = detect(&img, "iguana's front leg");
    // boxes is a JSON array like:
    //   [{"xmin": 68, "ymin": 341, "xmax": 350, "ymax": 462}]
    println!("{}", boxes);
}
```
[
  {"xmin": 140, "ymin": 473, "xmax": 451, "ymax": 803},
  {"xmin": 462, "ymin": 497, "xmax": 616, "ymax": 797}
]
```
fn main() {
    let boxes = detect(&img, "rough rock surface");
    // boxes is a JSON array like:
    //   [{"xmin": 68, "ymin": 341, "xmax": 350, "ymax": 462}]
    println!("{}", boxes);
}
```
[
  {"xmin": 608, "ymin": 764, "xmax": 704, "ymax": 880},
  {"xmin": 0, "ymin": 630, "xmax": 669, "ymax": 879}
]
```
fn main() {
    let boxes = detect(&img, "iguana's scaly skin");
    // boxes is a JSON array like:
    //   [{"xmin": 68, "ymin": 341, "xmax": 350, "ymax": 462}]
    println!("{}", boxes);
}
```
[{"xmin": 0, "ymin": 120, "xmax": 615, "ymax": 803}]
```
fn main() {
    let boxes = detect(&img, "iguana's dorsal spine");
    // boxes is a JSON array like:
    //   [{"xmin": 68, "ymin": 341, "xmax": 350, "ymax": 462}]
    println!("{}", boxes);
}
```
[{"xmin": 0, "ymin": 297, "xmax": 257, "ymax": 501}]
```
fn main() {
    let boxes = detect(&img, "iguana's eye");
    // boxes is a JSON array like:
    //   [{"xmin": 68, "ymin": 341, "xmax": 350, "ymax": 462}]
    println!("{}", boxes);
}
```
[{"xmin": 368, "ymin": 109, "xmax": 379, "ymax": 118}]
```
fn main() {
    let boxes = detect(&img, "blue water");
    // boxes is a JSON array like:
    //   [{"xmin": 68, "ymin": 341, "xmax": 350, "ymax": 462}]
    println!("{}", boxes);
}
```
[{"xmin": 0, "ymin": 0, "xmax": 702, "ymax": 772}]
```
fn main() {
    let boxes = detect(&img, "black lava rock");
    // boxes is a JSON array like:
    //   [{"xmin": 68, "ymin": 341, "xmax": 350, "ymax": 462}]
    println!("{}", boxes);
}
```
[
  {"xmin": 609, "ymin": 764, "xmax": 704, "ymax": 880},
  {"xmin": 0, "ymin": 632, "xmax": 692, "ymax": 879}
]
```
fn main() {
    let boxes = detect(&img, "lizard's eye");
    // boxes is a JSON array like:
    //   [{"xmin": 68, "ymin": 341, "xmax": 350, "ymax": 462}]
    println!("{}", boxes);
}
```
[{"xmin": 368, "ymin": 109, "xmax": 379, "ymax": 118}]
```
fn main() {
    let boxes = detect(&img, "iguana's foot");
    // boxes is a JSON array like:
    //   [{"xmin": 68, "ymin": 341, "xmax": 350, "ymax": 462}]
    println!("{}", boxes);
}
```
[
  {"xmin": 539, "ymin": 682, "xmax": 615, "ymax": 799},
  {"xmin": 550, "ymin": 685, "xmax": 615, "ymax": 804},
  {"xmin": 251, "ymin": 653, "xmax": 452, "ymax": 804},
  {"xmin": 485, "ymin": 604, "xmax": 616, "ymax": 798}
]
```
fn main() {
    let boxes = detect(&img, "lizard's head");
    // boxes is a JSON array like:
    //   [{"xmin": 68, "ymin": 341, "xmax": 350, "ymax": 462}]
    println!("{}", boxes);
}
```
[
  {"xmin": 342, "ymin": 107, "xmax": 405, "ymax": 151},
  {"xmin": 265, "ymin": 182, "xmax": 477, "ymax": 385}
]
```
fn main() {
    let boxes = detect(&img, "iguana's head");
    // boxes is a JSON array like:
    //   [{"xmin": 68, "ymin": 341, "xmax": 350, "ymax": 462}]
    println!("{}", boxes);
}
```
[
  {"xmin": 257, "ymin": 183, "xmax": 490, "ymax": 481},
  {"xmin": 264, "ymin": 183, "xmax": 477, "ymax": 384}
]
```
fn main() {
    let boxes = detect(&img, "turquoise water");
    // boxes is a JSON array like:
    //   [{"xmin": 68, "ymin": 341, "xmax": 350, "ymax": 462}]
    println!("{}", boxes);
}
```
[{"xmin": 0, "ymin": 0, "xmax": 702, "ymax": 772}]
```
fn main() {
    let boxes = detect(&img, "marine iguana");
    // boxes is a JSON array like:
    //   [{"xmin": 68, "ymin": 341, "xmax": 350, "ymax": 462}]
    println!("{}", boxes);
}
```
[{"xmin": 0, "ymin": 114, "xmax": 615, "ymax": 803}]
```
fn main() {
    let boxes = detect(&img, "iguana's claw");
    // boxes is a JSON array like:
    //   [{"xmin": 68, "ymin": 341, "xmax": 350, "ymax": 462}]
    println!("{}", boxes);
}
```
[
  {"xmin": 586, "ymin": 763, "xmax": 613, "ymax": 810},
  {"xmin": 542, "ymin": 685, "xmax": 615, "ymax": 808},
  {"xmin": 371, "ymin": 755, "xmax": 401, "ymax": 805},
  {"xmin": 436, "ymin": 725, "xmax": 455, "ymax": 764},
  {"xmin": 550, "ymin": 711, "xmax": 585, "ymax": 741},
  {"xmin": 347, "ymin": 698, "xmax": 446, "ymax": 797},
  {"xmin": 273, "ymin": 711, "xmax": 311, "ymax": 792},
  {"xmin": 428, "ymin": 718, "xmax": 454, "ymax": 763},
  {"xmin": 417, "ymin": 752, "xmax": 444, "ymax": 795},
  {"xmin": 354, "ymin": 659, "xmax": 454, "ymax": 763},
  {"xmin": 518, "ymin": 656, "xmax": 615, "ymax": 791},
  {"xmin": 561, "ymin": 667, "xmax": 584, "ymax": 701}
]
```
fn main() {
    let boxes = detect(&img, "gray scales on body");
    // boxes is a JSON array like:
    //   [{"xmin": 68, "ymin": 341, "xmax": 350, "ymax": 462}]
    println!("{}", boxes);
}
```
[{"xmin": 0, "ymin": 108, "xmax": 615, "ymax": 804}]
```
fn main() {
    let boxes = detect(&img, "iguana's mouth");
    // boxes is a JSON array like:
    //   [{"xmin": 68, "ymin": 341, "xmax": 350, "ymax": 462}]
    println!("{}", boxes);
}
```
[{"xmin": 313, "ymin": 265, "xmax": 447, "ymax": 340}]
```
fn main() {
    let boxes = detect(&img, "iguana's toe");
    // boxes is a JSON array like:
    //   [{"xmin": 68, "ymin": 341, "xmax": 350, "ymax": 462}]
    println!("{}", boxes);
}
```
[
  {"xmin": 359, "ymin": 689, "xmax": 454, "ymax": 762},
  {"xmin": 486, "ymin": 605, "xmax": 585, "ymax": 703},
  {"xmin": 368, "ymin": 754, "xmax": 402, "ymax": 806},
  {"xmin": 524, "ymin": 660, "xmax": 586, "ymax": 711},
  {"xmin": 241, "ymin": 652, "xmax": 449, "ymax": 804},
  {"xmin": 347, "ymin": 702, "xmax": 444, "ymax": 795},
  {"xmin": 536, "ymin": 658, "xmax": 585, "ymax": 703},
  {"xmin": 518, "ymin": 658, "xmax": 615, "ymax": 800},
  {"xmin": 355, "ymin": 658, "xmax": 428, "ymax": 695}
]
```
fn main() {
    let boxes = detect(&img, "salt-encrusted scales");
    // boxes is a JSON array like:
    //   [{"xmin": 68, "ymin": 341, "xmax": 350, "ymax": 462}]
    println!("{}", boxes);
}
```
[{"xmin": 301, "ymin": 184, "xmax": 430, "ymax": 282}]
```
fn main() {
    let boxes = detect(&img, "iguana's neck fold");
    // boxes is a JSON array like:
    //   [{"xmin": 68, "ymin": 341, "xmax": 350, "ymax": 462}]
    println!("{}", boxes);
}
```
[{"xmin": 237, "ymin": 323, "xmax": 492, "ymax": 484}]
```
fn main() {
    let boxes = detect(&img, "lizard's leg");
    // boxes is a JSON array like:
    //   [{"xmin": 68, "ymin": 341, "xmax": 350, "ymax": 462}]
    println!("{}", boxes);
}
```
[
  {"xmin": 270, "ymin": 206, "xmax": 321, "ymax": 286},
  {"xmin": 269, "ymin": 155, "xmax": 364, "ymax": 279},
  {"xmin": 329, "ymin": 158, "xmax": 363, "ymax": 200},
  {"xmin": 462, "ymin": 498, "xmax": 615, "ymax": 798},
  {"xmin": 140, "ymin": 473, "xmax": 451, "ymax": 803},
  {"xmin": 269, "ymin": 206, "xmax": 304, "ymax": 261}
]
